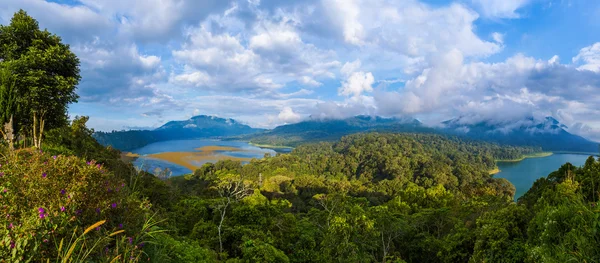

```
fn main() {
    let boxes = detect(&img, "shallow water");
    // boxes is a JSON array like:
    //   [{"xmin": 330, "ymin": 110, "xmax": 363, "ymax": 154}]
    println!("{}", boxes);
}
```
[
  {"xmin": 495, "ymin": 154, "xmax": 592, "ymax": 200},
  {"xmin": 130, "ymin": 139, "xmax": 276, "ymax": 176}
]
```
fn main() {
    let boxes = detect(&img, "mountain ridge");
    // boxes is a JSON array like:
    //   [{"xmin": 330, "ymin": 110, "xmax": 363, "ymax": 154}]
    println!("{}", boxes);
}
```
[
  {"xmin": 93, "ymin": 115, "xmax": 264, "ymax": 151},
  {"xmin": 94, "ymin": 114, "xmax": 598, "ymax": 153}
]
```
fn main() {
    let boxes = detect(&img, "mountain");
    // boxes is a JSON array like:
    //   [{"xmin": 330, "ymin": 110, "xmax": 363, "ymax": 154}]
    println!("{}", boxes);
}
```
[
  {"xmin": 245, "ymin": 115, "xmax": 433, "ymax": 147},
  {"xmin": 93, "ymin": 115, "xmax": 263, "ymax": 151},
  {"xmin": 442, "ymin": 116, "xmax": 598, "ymax": 152}
]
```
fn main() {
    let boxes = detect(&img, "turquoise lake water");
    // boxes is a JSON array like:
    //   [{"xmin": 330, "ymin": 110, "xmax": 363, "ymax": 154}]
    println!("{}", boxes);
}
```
[
  {"xmin": 130, "ymin": 139, "xmax": 278, "ymax": 176},
  {"xmin": 495, "ymin": 154, "xmax": 594, "ymax": 200}
]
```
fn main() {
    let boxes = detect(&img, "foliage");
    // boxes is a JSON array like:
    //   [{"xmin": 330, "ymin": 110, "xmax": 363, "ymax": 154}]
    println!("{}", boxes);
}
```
[
  {"xmin": 0, "ymin": 149, "xmax": 152, "ymax": 261},
  {"xmin": 0, "ymin": 10, "xmax": 80, "ymax": 135}
]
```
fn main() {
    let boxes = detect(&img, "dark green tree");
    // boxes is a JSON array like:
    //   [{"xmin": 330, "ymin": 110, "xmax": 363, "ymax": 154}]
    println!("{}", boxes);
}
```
[{"xmin": 0, "ymin": 10, "xmax": 80, "ymax": 146}]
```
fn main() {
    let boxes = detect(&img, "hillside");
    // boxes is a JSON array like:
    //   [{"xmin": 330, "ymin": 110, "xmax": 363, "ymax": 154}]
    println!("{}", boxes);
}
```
[
  {"xmin": 94, "ymin": 115, "xmax": 264, "ymax": 151},
  {"xmin": 442, "ymin": 116, "xmax": 598, "ymax": 152},
  {"xmin": 244, "ymin": 115, "xmax": 434, "ymax": 146}
]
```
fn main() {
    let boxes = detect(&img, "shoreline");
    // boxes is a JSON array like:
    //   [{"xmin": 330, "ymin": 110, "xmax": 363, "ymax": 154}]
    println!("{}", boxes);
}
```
[
  {"xmin": 488, "ymin": 167, "xmax": 501, "ymax": 175},
  {"xmin": 248, "ymin": 142, "xmax": 294, "ymax": 149},
  {"xmin": 496, "ymin": 152, "xmax": 553, "ymax": 163}
]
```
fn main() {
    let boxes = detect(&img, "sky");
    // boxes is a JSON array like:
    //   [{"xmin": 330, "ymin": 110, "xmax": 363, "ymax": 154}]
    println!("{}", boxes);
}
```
[{"xmin": 1, "ymin": 0, "xmax": 600, "ymax": 141}]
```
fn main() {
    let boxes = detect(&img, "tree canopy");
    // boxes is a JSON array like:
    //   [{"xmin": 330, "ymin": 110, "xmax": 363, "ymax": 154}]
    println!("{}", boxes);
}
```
[{"xmin": 0, "ymin": 10, "xmax": 80, "ymax": 136}]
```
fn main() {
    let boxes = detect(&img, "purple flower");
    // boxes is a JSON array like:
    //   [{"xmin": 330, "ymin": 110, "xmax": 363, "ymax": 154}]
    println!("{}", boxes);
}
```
[
  {"xmin": 43, "ymin": 239, "xmax": 48, "ymax": 243},
  {"xmin": 60, "ymin": 189, "xmax": 66, "ymax": 195},
  {"xmin": 95, "ymin": 226, "xmax": 101, "ymax": 231},
  {"xmin": 127, "ymin": 237, "xmax": 133, "ymax": 244},
  {"xmin": 39, "ymin": 213, "xmax": 46, "ymax": 219},
  {"xmin": 52, "ymin": 155, "xmax": 57, "ymax": 160},
  {"xmin": 38, "ymin": 207, "xmax": 45, "ymax": 214},
  {"xmin": 121, "ymin": 183, "xmax": 125, "ymax": 187},
  {"xmin": 3, "ymin": 189, "xmax": 6, "ymax": 193},
  {"xmin": 86, "ymin": 161, "xmax": 91, "ymax": 165},
  {"xmin": 10, "ymin": 240, "xmax": 14, "ymax": 249},
  {"xmin": 96, "ymin": 208, "xmax": 101, "ymax": 214},
  {"xmin": 60, "ymin": 206, "xmax": 65, "ymax": 212},
  {"xmin": 76, "ymin": 210, "xmax": 82, "ymax": 215},
  {"xmin": 42, "ymin": 172, "xmax": 47, "ymax": 178},
  {"xmin": 96, "ymin": 164, "xmax": 101, "ymax": 169},
  {"xmin": 118, "ymin": 224, "xmax": 123, "ymax": 229},
  {"xmin": 111, "ymin": 203, "xmax": 117, "ymax": 209},
  {"xmin": 138, "ymin": 242, "xmax": 145, "ymax": 248},
  {"xmin": 8, "ymin": 223, "xmax": 13, "ymax": 229}
]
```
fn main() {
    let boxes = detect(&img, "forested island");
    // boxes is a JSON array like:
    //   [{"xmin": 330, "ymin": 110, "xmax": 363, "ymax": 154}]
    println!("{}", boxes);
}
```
[{"xmin": 0, "ymin": 10, "xmax": 599, "ymax": 263}]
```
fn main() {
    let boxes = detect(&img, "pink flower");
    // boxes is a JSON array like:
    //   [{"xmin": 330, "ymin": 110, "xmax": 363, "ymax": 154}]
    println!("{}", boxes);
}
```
[{"xmin": 60, "ymin": 206, "xmax": 65, "ymax": 212}]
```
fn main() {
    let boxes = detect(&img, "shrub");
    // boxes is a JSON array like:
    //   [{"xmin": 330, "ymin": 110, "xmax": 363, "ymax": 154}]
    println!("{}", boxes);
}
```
[{"xmin": 0, "ymin": 149, "xmax": 151, "ymax": 261}]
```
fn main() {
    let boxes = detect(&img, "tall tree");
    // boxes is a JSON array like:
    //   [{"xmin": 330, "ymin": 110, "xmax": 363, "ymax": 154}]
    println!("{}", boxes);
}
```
[{"xmin": 0, "ymin": 10, "xmax": 80, "ymax": 146}]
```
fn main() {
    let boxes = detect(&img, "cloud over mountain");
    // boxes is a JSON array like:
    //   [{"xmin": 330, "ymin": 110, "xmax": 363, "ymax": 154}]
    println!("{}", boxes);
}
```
[{"xmin": 1, "ymin": 0, "xmax": 599, "ymax": 142}]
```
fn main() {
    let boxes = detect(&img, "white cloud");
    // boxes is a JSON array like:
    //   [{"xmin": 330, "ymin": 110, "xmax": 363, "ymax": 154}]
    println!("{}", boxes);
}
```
[
  {"xmin": 339, "ymin": 72, "xmax": 375, "ymax": 97},
  {"xmin": 471, "ymin": 0, "xmax": 531, "ymax": 19},
  {"xmin": 278, "ymin": 107, "xmax": 303, "ymax": 123},
  {"xmin": 319, "ymin": 1, "xmax": 501, "ymax": 59},
  {"xmin": 573, "ymin": 42, "xmax": 600, "ymax": 72},
  {"xmin": 492, "ymin": 32, "xmax": 504, "ymax": 44},
  {"xmin": 4, "ymin": 0, "xmax": 600, "ymax": 138}
]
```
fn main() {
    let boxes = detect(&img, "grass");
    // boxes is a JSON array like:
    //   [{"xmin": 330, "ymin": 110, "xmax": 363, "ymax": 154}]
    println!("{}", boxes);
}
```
[{"xmin": 496, "ymin": 152, "xmax": 554, "ymax": 163}]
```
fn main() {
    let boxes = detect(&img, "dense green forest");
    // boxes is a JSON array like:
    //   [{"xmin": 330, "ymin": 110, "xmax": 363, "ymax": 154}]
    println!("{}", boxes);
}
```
[{"xmin": 1, "ymin": 10, "xmax": 599, "ymax": 263}]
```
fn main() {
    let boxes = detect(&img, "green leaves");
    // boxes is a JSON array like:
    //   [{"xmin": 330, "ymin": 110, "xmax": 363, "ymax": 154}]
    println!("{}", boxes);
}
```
[{"xmin": 0, "ymin": 10, "xmax": 80, "ymax": 135}]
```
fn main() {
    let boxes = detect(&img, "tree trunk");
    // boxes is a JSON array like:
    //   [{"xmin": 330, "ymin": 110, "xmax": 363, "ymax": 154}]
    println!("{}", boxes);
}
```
[
  {"xmin": 218, "ymin": 198, "xmax": 231, "ymax": 259},
  {"xmin": 38, "ymin": 113, "xmax": 45, "ymax": 148},
  {"xmin": 32, "ymin": 112, "xmax": 38, "ymax": 148}
]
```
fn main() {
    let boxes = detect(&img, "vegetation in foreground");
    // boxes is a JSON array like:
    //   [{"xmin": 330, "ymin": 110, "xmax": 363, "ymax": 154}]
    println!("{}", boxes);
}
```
[{"xmin": 0, "ymin": 10, "xmax": 599, "ymax": 263}]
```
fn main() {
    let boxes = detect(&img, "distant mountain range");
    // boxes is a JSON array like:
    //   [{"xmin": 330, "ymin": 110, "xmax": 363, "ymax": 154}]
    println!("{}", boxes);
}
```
[
  {"xmin": 94, "ymin": 114, "xmax": 599, "ymax": 153},
  {"xmin": 93, "ymin": 115, "xmax": 263, "ymax": 151},
  {"xmin": 243, "ymin": 115, "xmax": 432, "ymax": 147},
  {"xmin": 441, "ymin": 116, "xmax": 598, "ymax": 153}
]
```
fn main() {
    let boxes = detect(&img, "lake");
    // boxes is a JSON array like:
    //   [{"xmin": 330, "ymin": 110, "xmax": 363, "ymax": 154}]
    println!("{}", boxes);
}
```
[
  {"xmin": 495, "ymin": 154, "xmax": 594, "ymax": 200},
  {"xmin": 130, "ymin": 139, "xmax": 278, "ymax": 176}
]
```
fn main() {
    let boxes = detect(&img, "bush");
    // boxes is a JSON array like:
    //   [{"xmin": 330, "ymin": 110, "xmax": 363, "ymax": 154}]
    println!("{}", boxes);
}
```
[{"xmin": 0, "ymin": 149, "xmax": 151, "ymax": 261}]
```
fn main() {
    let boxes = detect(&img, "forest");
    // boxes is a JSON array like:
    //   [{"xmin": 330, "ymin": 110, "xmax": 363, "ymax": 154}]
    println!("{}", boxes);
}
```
[{"xmin": 0, "ymin": 10, "xmax": 599, "ymax": 263}]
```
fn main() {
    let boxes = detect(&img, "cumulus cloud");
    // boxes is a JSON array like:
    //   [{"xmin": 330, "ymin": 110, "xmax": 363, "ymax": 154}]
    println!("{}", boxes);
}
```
[
  {"xmin": 278, "ymin": 107, "xmax": 303, "ymax": 123},
  {"xmin": 338, "ymin": 60, "xmax": 374, "ymax": 97},
  {"xmin": 573, "ymin": 42, "xmax": 600, "ymax": 72},
  {"xmin": 4, "ymin": 0, "xmax": 600, "ymax": 139},
  {"xmin": 170, "ymin": 13, "xmax": 339, "ymax": 93}
]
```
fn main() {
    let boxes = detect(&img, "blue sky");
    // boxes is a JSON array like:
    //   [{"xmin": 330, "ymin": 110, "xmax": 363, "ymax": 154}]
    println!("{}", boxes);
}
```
[{"xmin": 1, "ymin": 0, "xmax": 600, "ymax": 141}]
